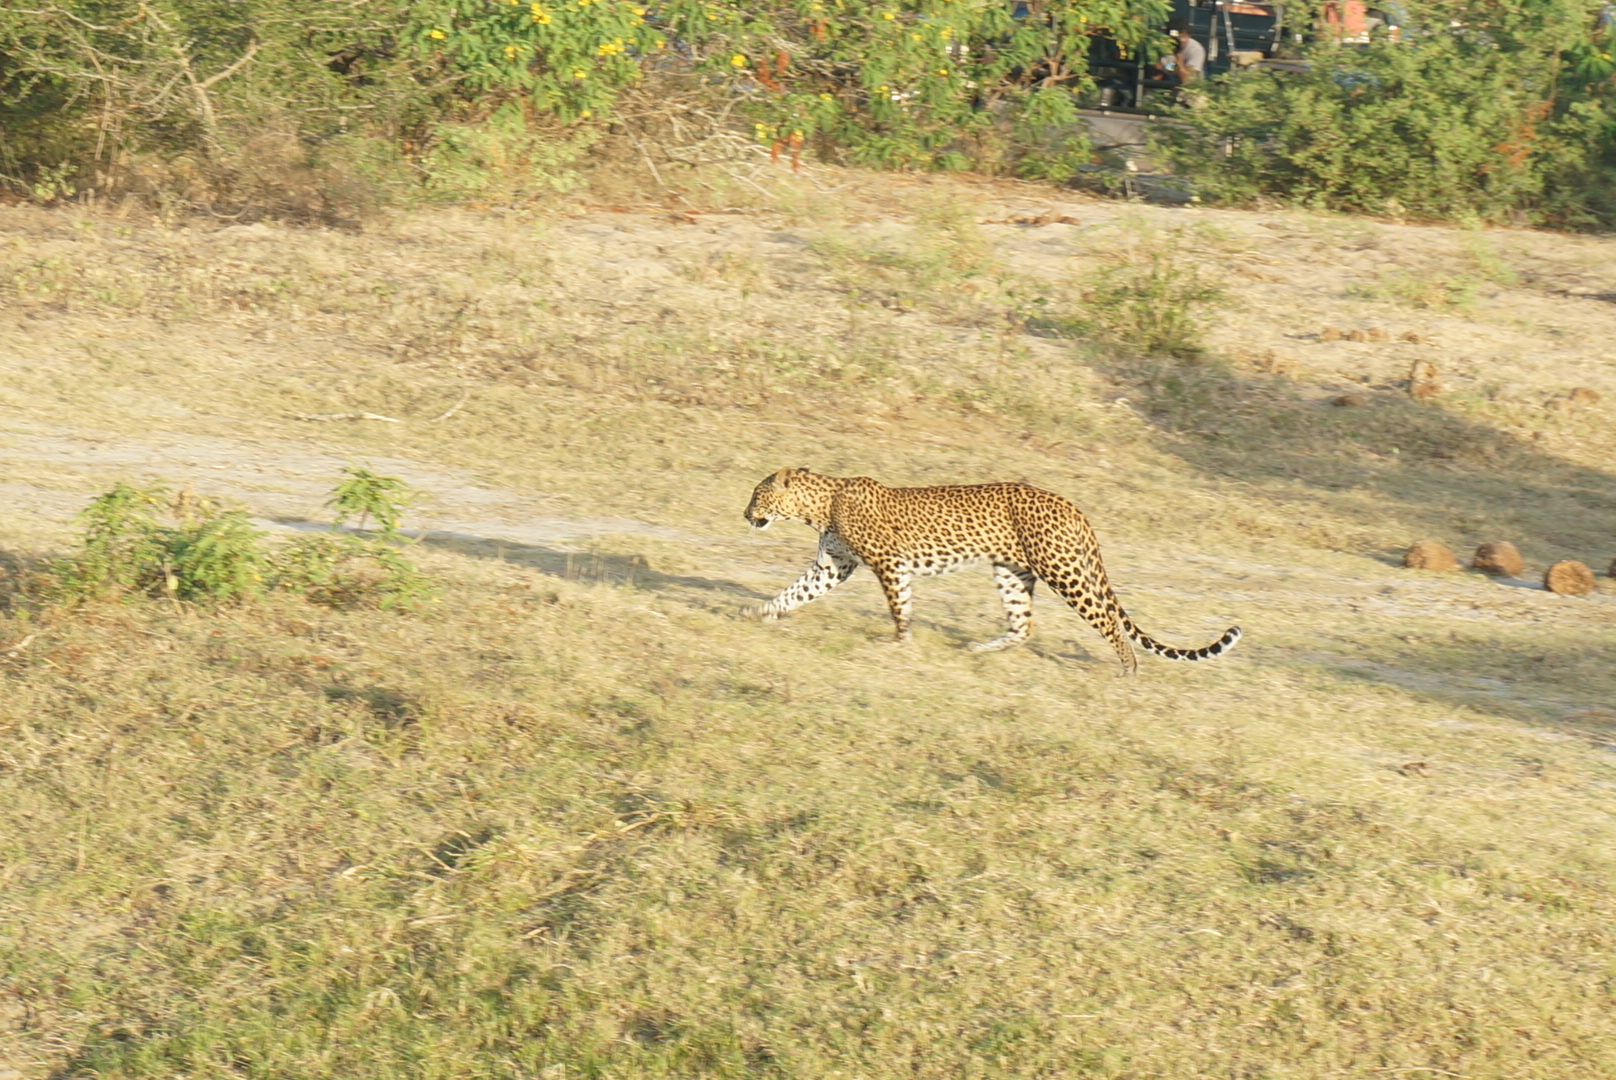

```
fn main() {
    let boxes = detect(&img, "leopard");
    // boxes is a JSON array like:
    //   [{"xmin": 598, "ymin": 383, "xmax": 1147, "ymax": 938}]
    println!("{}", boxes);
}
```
[{"xmin": 741, "ymin": 467, "xmax": 1240, "ymax": 675}]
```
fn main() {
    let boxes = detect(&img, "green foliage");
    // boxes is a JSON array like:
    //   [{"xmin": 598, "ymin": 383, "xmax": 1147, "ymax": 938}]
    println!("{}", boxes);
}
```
[
  {"xmin": 1165, "ymin": 1, "xmax": 1616, "ymax": 227},
  {"xmin": 51, "ymin": 483, "xmax": 267, "ymax": 602},
  {"xmin": 0, "ymin": 0, "xmax": 1176, "ymax": 207},
  {"xmin": 0, "ymin": 0, "xmax": 399, "ymax": 198},
  {"xmin": 11, "ymin": 0, "xmax": 1612, "ymax": 223},
  {"xmin": 1069, "ymin": 230, "xmax": 1223, "ymax": 356},
  {"xmin": 406, "ymin": 0, "xmax": 666, "ymax": 122},
  {"xmin": 683, "ymin": 0, "xmax": 1169, "ymax": 172},
  {"xmin": 274, "ymin": 534, "xmax": 434, "ymax": 610},
  {"xmin": 49, "ymin": 475, "xmax": 431, "ymax": 608},
  {"xmin": 326, "ymin": 465, "xmax": 419, "ymax": 539}
]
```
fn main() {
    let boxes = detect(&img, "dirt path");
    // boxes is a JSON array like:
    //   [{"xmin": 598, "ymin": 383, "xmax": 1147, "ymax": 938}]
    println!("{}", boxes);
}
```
[
  {"xmin": 2, "ymin": 184, "xmax": 1614, "ymax": 734},
  {"xmin": 5, "ymin": 409, "xmax": 1611, "ymax": 744}
]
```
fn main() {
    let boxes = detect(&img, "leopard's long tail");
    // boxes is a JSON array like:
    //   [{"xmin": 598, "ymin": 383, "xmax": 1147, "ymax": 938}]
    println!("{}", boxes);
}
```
[{"xmin": 1119, "ymin": 614, "xmax": 1242, "ymax": 662}]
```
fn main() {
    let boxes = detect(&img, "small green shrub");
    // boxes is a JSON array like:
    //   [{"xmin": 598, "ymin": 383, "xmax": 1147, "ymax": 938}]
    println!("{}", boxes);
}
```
[
  {"xmin": 274, "ymin": 534, "xmax": 434, "ymax": 611},
  {"xmin": 1070, "ymin": 235, "xmax": 1223, "ymax": 357},
  {"xmin": 51, "ymin": 483, "xmax": 266, "ymax": 603},
  {"xmin": 49, "ymin": 473, "xmax": 432, "ymax": 608},
  {"xmin": 303, "ymin": 467, "xmax": 433, "ymax": 608},
  {"xmin": 326, "ymin": 465, "xmax": 420, "ymax": 539}
]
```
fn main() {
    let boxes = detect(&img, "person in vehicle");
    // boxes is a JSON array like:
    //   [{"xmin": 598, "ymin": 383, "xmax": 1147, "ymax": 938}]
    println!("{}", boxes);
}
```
[{"xmin": 1163, "ymin": 18, "xmax": 1207, "ymax": 83}]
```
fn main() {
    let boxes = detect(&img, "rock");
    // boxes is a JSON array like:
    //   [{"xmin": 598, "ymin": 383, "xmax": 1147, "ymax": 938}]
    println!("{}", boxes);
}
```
[
  {"xmin": 1568, "ymin": 387, "xmax": 1601, "ymax": 407},
  {"xmin": 1345, "ymin": 328, "xmax": 1368, "ymax": 342},
  {"xmin": 1331, "ymin": 394, "xmax": 1368, "ymax": 407},
  {"xmin": 1408, "ymin": 358, "xmax": 1439, "ymax": 400},
  {"xmin": 1367, "ymin": 327, "xmax": 1389, "ymax": 341},
  {"xmin": 1320, "ymin": 327, "xmax": 1341, "ymax": 342},
  {"xmin": 1403, "ymin": 541, "xmax": 1458, "ymax": 571},
  {"xmin": 1399, "ymin": 330, "xmax": 1429, "ymax": 344},
  {"xmin": 1473, "ymin": 541, "xmax": 1525, "ymax": 576},
  {"xmin": 1544, "ymin": 560, "xmax": 1596, "ymax": 596}
]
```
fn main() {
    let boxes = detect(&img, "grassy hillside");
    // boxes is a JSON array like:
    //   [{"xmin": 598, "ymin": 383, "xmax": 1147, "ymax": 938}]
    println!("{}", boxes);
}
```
[{"xmin": 2, "ymin": 171, "xmax": 1615, "ymax": 1079}]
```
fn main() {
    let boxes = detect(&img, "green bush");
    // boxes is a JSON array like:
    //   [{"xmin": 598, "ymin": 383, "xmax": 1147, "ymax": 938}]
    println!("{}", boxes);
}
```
[
  {"xmin": 326, "ymin": 464, "xmax": 420, "ymax": 539},
  {"xmin": 0, "ymin": 0, "xmax": 1176, "ymax": 210},
  {"xmin": 1068, "ymin": 229, "xmax": 1223, "ymax": 356},
  {"xmin": 274, "ymin": 534, "xmax": 434, "ymax": 611},
  {"xmin": 51, "ymin": 483, "xmax": 267, "ymax": 603},
  {"xmin": 49, "ymin": 476, "xmax": 431, "ymax": 609},
  {"xmin": 1164, "ymin": 1, "xmax": 1616, "ymax": 227}
]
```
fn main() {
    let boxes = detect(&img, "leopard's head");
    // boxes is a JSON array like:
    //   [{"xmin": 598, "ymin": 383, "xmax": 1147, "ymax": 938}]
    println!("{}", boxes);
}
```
[{"xmin": 744, "ymin": 467, "xmax": 822, "ymax": 530}]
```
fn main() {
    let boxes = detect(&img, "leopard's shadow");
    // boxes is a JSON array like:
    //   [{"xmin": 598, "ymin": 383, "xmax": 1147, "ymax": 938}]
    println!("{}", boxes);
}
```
[{"xmin": 269, "ymin": 519, "xmax": 772, "ymax": 606}]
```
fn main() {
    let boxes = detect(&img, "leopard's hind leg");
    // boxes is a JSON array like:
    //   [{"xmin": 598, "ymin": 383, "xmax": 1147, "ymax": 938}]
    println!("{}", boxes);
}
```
[
  {"xmin": 1022, "ymin": 533, "xmax": 1139, "ymax": 675},
  {"xmin": 968, "ymin": 562, "xmax": 1037, "ymax": 653}
]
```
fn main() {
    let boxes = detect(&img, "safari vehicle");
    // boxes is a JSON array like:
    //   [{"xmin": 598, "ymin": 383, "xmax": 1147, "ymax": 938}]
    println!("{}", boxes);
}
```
[
  {"xmin": 1086, "ymin": 0, "xmax": 1403, "ymax": 111},
  {"xmin": 1087, "ymin": 0, "xmax": 1289, "ymax": 110}
]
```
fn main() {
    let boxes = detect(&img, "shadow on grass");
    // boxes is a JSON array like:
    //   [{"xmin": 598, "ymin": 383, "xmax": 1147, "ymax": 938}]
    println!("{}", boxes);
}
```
[
  {"xmin": 1092, "ymin": 350, "xmax": 1616, "ymax": 733},
  {"xmin": 269, "ymin": 519, "xmax": 769, "ymax": 603},
  {"xmin": 1096, "ymin": 350, "xmax": 1616, "ymax": 558},
  {"xmin": 1283, "ymin": 633, "xmax": 1616, "ymax": 744},
  {"xmin": 0, "ymin": 547, "xmax": 44, "ymax": 615}
]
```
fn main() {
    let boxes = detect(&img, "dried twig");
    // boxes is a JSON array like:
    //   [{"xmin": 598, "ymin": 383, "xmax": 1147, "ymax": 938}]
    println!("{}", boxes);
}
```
[
  {"xmin": 429, "ymin": 388, "xmax": 470, "ymax": 422},
  {"xmin": 292, "ymin": 412, "xmax": 402, "ymax": 423}
]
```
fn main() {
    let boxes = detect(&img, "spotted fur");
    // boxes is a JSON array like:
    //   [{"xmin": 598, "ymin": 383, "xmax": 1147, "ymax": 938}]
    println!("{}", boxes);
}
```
[{"xmin": 741, "ymin": 467, "xmax": 1240, "ymax": 675}]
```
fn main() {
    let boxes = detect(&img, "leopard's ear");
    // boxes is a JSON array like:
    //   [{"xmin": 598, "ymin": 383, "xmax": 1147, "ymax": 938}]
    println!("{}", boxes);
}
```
[{"xmin": 772, "ymin": 466, "xmax": 795, "ymax": 487}]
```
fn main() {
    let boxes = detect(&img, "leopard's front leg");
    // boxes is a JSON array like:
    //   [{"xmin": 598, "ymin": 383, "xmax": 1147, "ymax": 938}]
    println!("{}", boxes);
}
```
[{"xmin": 743, "ymin": 534, "xmax": 859, "ymax": 622}]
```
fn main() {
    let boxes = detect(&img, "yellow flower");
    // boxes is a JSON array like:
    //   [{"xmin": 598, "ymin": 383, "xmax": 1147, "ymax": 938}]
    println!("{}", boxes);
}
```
[
  {"xmin": 819, "ymin": 92, "xmax": 833, "ymax": 100},
  {"xmin": 533, "ymin": 11, "xmax": 550, "ymax": 21},
  {"xmin": 937, "ymin": 68, "xmax": 948, "ymax": 75},
  {"xmin": 731, "ymin": 53, "xmax": 747, "ymax": 66},
  {"xmin": 572, "ymin": 68, "xmax": 587, "ymax": 78},
  {"xmin": 428, "ymin": 28, "xmax": 446, "ymax": 38},
  {"xmin": 505, "ymin": 45, "xmax": 518, "ymax": 57},
  {"xmin": 631, "ymin": 5, "xmax": 645, "ymax": 12},
  {"xmin": 882, "ymin": 10, "xmax": 895, "ymax": 18}
]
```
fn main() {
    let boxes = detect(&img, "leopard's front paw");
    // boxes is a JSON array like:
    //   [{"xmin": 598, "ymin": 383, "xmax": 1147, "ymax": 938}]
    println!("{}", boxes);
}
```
[{"xmin": 740, "ymin": 604, "xmax": 777, "ymax": 623}]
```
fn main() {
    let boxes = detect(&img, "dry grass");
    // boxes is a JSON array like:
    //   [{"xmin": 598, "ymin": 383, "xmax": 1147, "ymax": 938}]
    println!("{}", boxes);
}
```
[{"xmin": 2, "ymin": 170, "xmax": 1616, "ymax": 1079}]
